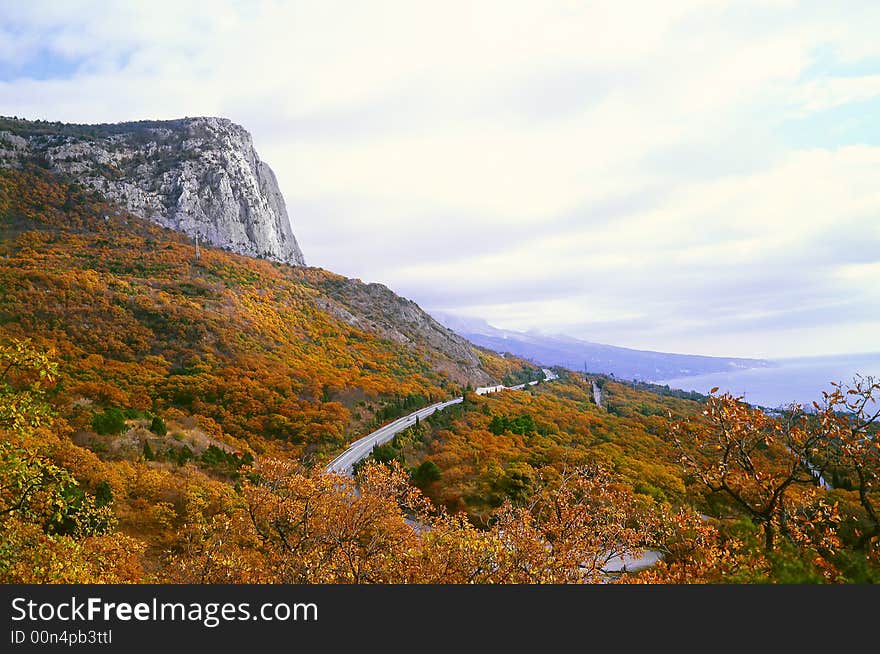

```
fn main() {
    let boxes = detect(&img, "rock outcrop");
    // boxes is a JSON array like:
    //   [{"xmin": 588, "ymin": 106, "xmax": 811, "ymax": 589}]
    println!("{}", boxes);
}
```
[{"xmin": 0, "ymin": 116, "xmax": 305, "ymax": 266}]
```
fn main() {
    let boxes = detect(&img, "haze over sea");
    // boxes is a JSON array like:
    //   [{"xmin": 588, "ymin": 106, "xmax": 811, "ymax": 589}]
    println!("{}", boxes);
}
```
[{"xmin": 658, "ymin": 352, "xmax": 880, "ymax": 410}]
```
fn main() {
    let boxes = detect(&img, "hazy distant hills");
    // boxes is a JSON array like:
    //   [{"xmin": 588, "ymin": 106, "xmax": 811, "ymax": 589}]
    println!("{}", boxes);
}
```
[{"xmin": 432, "ymin": 312, "xmax": 772, "ymax": 381}]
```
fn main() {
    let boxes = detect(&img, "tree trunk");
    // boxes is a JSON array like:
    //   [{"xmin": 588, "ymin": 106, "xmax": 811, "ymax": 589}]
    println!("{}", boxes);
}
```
[{"xmin": 763, "ymin": 520, "xmax": 775, "ymax": 552}]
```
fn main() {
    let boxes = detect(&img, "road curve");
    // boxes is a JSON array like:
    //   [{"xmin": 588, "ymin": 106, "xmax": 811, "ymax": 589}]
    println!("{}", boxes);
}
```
[
  {"xmin": 327, "ymin": 369, "xmax": 559, "ymax": 476},
  {"xmin": 323, "ymin": 368, "xmax": 662, "ymax": 575},
  {"xmin": 326, "ymin": 397, "xmax": 464, "ymax": 475}
]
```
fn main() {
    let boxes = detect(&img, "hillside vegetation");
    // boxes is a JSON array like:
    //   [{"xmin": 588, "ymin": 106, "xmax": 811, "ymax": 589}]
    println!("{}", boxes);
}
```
[
  {"xmin": 359, "ymin": 374, "xmax": 699, "ymax": 522},
  {"xmin": 1, "ymin": 166, "xmax": 878, "ymax": 583},
  {"xmin": 0, "ymin": 167, "xmax": 520, "ymax": 461}
]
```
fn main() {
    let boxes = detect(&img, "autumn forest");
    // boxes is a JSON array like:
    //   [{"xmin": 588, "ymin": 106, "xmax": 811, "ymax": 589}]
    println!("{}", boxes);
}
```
[{"xmin": 1, "ymin": 166, "xmax": 878, "ymax": 584}]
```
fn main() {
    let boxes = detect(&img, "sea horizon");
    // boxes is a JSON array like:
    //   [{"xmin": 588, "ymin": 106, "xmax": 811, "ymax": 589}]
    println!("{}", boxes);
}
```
[{"xmin": 655, "ymin": 351, "xmax": 880, "ymax": 409}]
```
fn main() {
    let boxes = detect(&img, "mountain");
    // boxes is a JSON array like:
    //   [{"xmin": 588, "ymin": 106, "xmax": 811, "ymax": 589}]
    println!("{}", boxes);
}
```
[
  {"xmin": 0, "ymin": 166, "xmax": 530, "ymax": 460},
  {"xmin": 310, "ymin": 276, "xmax": 493, "ymax": 385},
  {"xmin": 1, "ymin": 128, "xmax": 871, "ymax": 587},
  {"xmin": 431, "ymin": 312, "xmax": 772, "ymax": 381},
  {"xmin": 0, "ymin": 115, "xmax": 305, "ymax": 266}
]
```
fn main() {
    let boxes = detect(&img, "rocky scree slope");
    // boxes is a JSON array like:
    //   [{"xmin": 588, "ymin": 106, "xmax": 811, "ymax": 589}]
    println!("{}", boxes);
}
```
[
  {"xmin": 0, "ymin": 115, "xmax": 305, "ymax": 266},
  {"xmin": 309, "ymin": 275, "xmax": 493, "ymax": 386}
]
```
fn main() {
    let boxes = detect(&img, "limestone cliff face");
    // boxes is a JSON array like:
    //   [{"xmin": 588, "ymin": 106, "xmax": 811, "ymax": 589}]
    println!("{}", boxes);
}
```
[
  {"xmin": 0, "ymin": 116, "xmax": 506, "ymax": 386},
  {"xmin": 0, "ymin": 116, "xmax": 305, "ymax": 266}
]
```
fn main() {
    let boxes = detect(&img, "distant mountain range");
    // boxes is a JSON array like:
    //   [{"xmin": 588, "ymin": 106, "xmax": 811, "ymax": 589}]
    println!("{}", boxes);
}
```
[{"xmin": 432, "ymin": 312, "xmax": 773, "ymax": 382}]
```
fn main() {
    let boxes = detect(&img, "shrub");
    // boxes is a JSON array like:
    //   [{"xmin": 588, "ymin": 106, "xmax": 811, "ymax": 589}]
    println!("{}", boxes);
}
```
[
  {"xmin": 412, "ymin": 460, "xmax": 441, "ymax": 486},
  {"xmin": 150, "ymin": 416, "xmax": 167, "ymax": 436},
  {"xmin": 94, "ymin": 480, "xmax": 114, "ymax": 507},
  {"xmin": 176, "ymin": 446, "xmax": 193, "ymax": 466},
  {"xmin": 91, "ymin": 408, "xmax": 126, "ymax": 435}
]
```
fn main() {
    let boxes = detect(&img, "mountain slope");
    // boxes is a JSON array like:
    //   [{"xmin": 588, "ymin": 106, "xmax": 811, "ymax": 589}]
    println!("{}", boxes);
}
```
[
  {"xmin": 0, "ymin": 115, "xmax": 305, "ymax": 266},
  {"xmin": 0, "ymin": 166, "xmax": 516, "ymax": 462},
  {"xmin": 356, "ymin": 373, "xmax": 702, "ymax": 523},
  {"xmin": 433, "ymin": 312, "xmax": 771, "ymax": 381},
  {"xmin": 2, "ymin": 167, "xmax": 873, "ymax": 586},
  {"xmin": 308, "ymin": 276, "xmax": 492, "ymax": 387}
]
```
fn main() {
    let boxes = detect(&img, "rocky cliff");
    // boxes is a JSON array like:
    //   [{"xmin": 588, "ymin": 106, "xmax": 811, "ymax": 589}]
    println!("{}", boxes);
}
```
[
  {"xmin": 0, "ymin": 116, "xmax": 305, "ymax": 266},
  {"xmin": 0, "ymin": 116, "xmax": 507, "ymax": 387}
]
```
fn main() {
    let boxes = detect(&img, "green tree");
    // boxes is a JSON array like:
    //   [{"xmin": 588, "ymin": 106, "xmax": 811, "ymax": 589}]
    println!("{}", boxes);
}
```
[
  {"xmin": 92, "ymin": 408, "xmax": 126, "ymax": 435},
  {"xmin": 412, "ymin": 460, "xmax": 441, "ymax": 487},
  {"xmin": 150, "ymin": 415, "xmax": 167, "ymax": 436}
]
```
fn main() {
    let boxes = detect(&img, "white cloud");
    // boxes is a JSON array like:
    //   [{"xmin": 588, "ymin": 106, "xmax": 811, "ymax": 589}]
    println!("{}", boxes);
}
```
[
  {"xmin": 0, "ymin": 0, "xmax": 878, "ymax": 357},
  {"xmin": 793, "ymin": 75, "xmax": 880, "ymax": 115}
]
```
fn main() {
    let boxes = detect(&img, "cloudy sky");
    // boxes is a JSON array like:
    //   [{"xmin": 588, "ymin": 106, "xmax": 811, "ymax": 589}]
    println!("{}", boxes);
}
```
[{"xmin": 1, "ymin": 1, "xmax": 878, "ymax": 358}]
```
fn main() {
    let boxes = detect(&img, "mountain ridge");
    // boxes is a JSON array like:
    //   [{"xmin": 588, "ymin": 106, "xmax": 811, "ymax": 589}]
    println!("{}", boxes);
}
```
[{"xmin": 0, "ymin": 166, "xmax": 524, "ymax": 462}]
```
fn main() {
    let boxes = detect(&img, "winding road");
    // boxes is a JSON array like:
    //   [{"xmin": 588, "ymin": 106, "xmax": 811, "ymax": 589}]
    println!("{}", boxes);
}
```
[
  {"xmin": 326, "ymin": 368, "xmax": 559, "ymax": 475},
  {"xmin": 324, "ymin": 366, "xmax": 660, "ymax": 575},
  {"xmin": 326, "ymin": 397, "xmax": 464, "ymax": 475}
]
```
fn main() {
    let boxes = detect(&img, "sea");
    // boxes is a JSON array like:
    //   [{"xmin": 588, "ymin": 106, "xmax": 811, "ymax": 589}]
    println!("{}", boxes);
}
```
[{"xmin": 656, "ymin": 352, "xmax": 880, "ymax": 409}]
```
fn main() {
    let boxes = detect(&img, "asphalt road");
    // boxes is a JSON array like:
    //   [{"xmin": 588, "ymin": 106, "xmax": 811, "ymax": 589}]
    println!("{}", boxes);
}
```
[
  {"xmin": 325, "ymin": 397, "xmax": 464, "ymax": 475},
  {"xmin": 323, "ymin": 367, "xmax": 662, "ymax": 575},
  {"xmin": 326, "ymin": 369, "xmax": 559, "ymax": 476}
]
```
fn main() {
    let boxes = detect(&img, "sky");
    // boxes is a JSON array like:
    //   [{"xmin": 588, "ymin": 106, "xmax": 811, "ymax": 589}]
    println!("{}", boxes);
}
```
[{"xmin": 1, "ymin": 0, "xmax": 878, "ymax": 359}]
